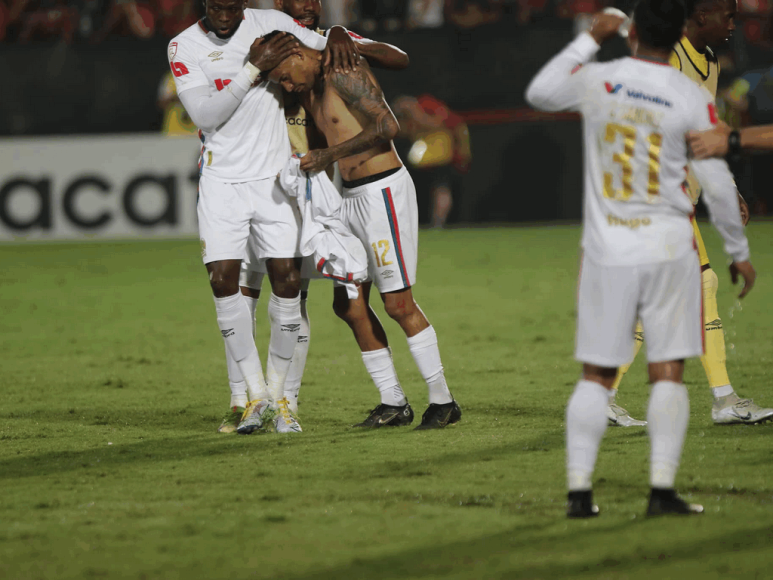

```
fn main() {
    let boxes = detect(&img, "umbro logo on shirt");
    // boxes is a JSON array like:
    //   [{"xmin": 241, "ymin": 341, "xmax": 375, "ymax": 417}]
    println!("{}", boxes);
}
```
[
  {"xmin": 605, "ymin": 82, "xmax": 623, "ymax": 94},
  {"xmin": 209, "ymin": 51, "xmax": 224, "ymax": 61}
]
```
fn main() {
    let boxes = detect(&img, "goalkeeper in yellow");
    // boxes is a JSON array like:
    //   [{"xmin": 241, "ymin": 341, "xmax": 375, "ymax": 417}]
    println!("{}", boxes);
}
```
[{"xmin": 608, "ymin": 0, "xmax": 773, "ymax": 426}]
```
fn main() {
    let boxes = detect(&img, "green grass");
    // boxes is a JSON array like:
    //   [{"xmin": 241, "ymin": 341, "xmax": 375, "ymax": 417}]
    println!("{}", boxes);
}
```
[{"xmin": 2, "ymin": 223, "xmax": 773, "ymax": 580}]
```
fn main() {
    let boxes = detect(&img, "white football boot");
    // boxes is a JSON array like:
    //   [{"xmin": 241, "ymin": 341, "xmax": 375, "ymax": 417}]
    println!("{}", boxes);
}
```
[
  {"xmin": 607, "ymin": 403, "xmax": 647, "ymax": 427},
  {"xmin": 712, "ymin": 395, "xmax": 773, "ymax": 425},
  {"xmin": 274, "ymin": 398, "xmax": 302, "ymax": 433}
]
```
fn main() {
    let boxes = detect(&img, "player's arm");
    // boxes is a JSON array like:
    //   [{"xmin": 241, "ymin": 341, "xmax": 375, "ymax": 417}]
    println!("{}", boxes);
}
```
[
  {"xmin": 324, "ymin": 28, "xmax": 409, "ymax": 72},
  {"xmin": 175, "ymin": 34, "xmax": 301, "ymax": 132},
  {"xmin": 299, "ymin": 62, "xmax": 398, "ymax": 173},
  {"xmin": 689, "ymin": 121, "xmax": 773, "ymax": 158},
  {"xmin": 269, "ymin": 10, "xmax": 328, "ymax": 51},
  {"xmin": 526, "ymin": 13, "xmax": 622, "ymax": 111},
  {"xmin": 688, "ymin": 100, "xmax": 755, "ymax": 297}
]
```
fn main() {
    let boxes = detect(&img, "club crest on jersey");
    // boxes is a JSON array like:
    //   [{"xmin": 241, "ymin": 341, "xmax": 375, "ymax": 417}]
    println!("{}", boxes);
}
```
[
  {"xmin": 605, "ymin": 82, "xmax": 623, "ymax": 94},
  {"xmin": 168, "ymin": 42, "xmax": 178, "ymax": 61}
]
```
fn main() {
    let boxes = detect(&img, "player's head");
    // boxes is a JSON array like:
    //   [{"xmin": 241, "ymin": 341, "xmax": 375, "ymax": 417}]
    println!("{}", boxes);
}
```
[
  {"xmin": 263, "ymin": 31, "xmax": 322, "ymax": 93},
  {"xmin": 630, "ymin": 0, "xmax": 686, "ymax": 52},
  {"xmin": 686, "ymin": 0, "xmax": 736, "ymax": 45},
  {"xmin": 202, "ymin": 0, "xmax": 248, "ymax": 39},
  {"xmin": 274, "ymin": 0, "xmax": 321, "ymax": 30}
]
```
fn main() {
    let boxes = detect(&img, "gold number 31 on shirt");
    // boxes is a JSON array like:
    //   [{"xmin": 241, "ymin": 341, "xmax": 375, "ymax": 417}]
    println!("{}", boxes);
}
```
[{"xmin": 603, "ymin": 122, "xmax": 663, "ymax": 201}]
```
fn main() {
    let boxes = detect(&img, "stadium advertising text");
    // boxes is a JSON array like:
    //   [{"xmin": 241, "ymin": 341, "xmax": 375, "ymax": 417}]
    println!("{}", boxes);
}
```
[{"xmin": 0, "ymin": 135, "xmax": 201, "ymax": 241}]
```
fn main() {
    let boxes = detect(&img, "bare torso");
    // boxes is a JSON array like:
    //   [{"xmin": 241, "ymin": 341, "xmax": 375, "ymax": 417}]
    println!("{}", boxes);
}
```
[{"xmin": 301, "ymin": 59, "xmax": 401, "ymax": 181}]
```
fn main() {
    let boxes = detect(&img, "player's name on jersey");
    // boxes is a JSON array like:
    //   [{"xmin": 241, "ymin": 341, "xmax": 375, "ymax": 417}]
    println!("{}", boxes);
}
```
[{"xmin": 606, "ymin": 213, "xmax": 653, "ymax": 229}]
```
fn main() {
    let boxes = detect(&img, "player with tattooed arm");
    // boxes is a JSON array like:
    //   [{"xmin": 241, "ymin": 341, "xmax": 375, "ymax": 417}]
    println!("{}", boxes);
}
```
[{"xmin": 263, "ymin": 31, "xmax": 461, "ymax": 429}]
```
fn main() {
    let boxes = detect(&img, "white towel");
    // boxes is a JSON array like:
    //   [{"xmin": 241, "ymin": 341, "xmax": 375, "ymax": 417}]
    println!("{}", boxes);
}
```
[{"xmin": 279, "ymin": 156, "xmax": 368, "ymax": 299}]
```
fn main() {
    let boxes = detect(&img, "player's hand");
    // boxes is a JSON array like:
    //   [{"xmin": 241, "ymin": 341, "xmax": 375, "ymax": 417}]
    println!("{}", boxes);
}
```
[
  {"xmin": 249, "ymin": 33, "xmax": 301, "ymax": 71},
  {"xmin": 737, "ymin": 192, "xmax": 750, "ymax": 226},
  {"xmin": 588, "ymin": 11, "xmax": 625, "ymax": 45},
  {"xmin": 323, "ymin": 26, "xmax": 360, "ymax": 74},
  {"xmin": 299, "ymin": 148, "xmax": 333, "ymax": 173},
  {"xmin": 687, "ymin": 121, "xmax": 732, "ymax": 159},
  {"xmin": 729, "ymin": 260, "xmax": 756, "ymax": 298}
]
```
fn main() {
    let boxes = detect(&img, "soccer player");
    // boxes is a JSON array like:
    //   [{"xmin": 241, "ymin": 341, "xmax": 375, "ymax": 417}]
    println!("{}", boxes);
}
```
[
  {"xmin": 217, "ymin": 0, "xmax": 411, "ymax": 433},
  {"xmin": 526, "ymin": 3, "xmax": 756, "ymax": 516},
  {"xmin": 689, "ymin": 120, "xmax": 773, "ymax": 157},
  {"xmin": 607, "ymin": 0, "xmax": 773, "ymax": 427},
  {"xmin": 264, "ymin": 33, "xmax": 462, "ymax": 429},
  {"xmin": 169, "ymin": 0, "xmax": 357, "ymax": 435}
]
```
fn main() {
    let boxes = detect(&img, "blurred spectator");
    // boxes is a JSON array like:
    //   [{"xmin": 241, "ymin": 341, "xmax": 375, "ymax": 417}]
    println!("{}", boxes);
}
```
[
  {"xmin": 359, "ymin": 0, "xmax": 407, "ymax": 32},
  {"xmin": 157, "ymin": 69, "xmax": 198, "ymax": 136},
  {"xmin": 91, "ymin": 0, "xmax": 154, "ymax": 42},
  {"xmin": 445, "ymin": 0, "xmax": 502, "ymax": 29},
  {"xmin": 394, "ymin": 94, "xmax": 472, "ymax": 228},
  {"xmin": 0, "ymin": 1, "xmax": 9, "ymax": 41},
  {"xmin": 406, "ymin": 0, "xmax": 444, "ymax": 29},
  {"xmin": 10, "ymin": 0, "xmax": 78, "ymax": 44},
  {"xmin": 158, "ymin": 0, "xmax": 198, "ymax": 38}
]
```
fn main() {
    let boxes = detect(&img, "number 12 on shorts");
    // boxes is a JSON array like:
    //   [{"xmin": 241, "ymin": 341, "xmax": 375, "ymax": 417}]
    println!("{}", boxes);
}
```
[{"xmin": 371, "ymin": 240, "xmax": 393, "ymax": 268}]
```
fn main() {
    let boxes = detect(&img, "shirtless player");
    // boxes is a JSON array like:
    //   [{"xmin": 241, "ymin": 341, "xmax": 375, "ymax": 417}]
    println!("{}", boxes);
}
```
[{"xmin": 264, "ymin": 31, "xmax": 462, "ymax": 429}]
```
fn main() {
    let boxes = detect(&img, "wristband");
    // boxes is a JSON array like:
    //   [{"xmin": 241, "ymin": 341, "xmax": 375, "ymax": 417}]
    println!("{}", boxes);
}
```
[
  {"xmin": 244, "ymin": 62, "xmax": 261, "ymax": 83},
  {"xmin": 728, "ymin": 130, "xmax": 741, "ymax": 158}
]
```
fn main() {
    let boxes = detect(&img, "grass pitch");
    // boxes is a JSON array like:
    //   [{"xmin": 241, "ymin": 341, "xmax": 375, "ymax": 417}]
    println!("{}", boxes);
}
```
[{"xmin": 1, "ymin": 223, "xmax": 773, "ymax": 580}]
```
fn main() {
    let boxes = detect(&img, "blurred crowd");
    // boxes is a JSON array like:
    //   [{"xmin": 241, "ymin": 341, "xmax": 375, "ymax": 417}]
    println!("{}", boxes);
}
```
[
  {"xmin": 0, "ymin": 0, "xmax": 762, "ymax": 42},
  {"xmin": 2, "ymin": 0, "xmax": 773, "ymax": 43}
]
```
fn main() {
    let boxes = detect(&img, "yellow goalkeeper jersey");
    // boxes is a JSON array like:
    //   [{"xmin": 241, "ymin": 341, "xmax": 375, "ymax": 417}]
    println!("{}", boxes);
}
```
[{"xmin": 670, "ymin": 36, "xmax": 720, "ymax": 205}]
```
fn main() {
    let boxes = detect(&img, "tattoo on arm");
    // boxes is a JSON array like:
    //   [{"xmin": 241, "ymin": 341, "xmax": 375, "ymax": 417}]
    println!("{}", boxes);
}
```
[{"xmin": 325, "ymin": 62, "xmax": 399, "ymax": 161}]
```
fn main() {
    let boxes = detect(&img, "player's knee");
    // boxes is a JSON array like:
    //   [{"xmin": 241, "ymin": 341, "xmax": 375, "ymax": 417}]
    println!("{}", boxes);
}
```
[
  {"xmin": 209, "ymin": 270, "xmax": 238, "ymax": 297},
  {"xmin": 702, "ymin": 267, "xmax": 718, "ymax": 296},
  {"xmin": 384, "ymin": 297, "xmax": 416, "ymax": 322}
]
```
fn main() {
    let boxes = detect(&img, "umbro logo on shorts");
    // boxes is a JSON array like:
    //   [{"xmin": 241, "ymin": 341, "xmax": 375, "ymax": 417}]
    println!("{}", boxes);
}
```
[
  {"xmin": 381, "ymin": 270, "xmax": 394, "ymax": 279},
  {"xmin": 705, "ymin": 319, "xmax": 723, "ymax": 331},
  {"xmin": 221, "ymin": 328, "xmax": 235, "ymax": 338},
  {"xmin": 281, "ymin": 324, "xmax": 301, "ymax": 332}
]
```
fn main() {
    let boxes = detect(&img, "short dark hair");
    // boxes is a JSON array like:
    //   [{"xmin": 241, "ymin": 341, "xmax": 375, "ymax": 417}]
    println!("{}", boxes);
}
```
[
  {"xmin": 262, "ymin": 29, "xmax": 298, "ymax": 43},
  {"xmin": 682, "ymin": 0, "xmax": 723, "ymax": 18},
  {"xmin": 633, "ymin": 0, "xmax": 686, "ymax": 49}
]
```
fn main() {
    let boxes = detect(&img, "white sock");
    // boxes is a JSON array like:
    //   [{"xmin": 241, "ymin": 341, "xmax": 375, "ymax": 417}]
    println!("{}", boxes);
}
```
[
  {"xmin": 608, "ymin": 390, "xmax": 617, "ymax": 403},
  {"xmin": 566, "ymin": 380, "xmax": 610, "ymax": 491},
  {"xmin": 406, "ymin": 326, "xmax": 452, "ymax": 405},
  {"xmin": 711, "ymin": 385, "xmax": 735, "ymax": 399},
  {"xmin": 214, "ymin": 293, "xmax": 268, "ymax": 401},
  {"xmin": 266, "ymin": 293, "xmax": 301, "ymax": 403},
  {"xmin": 283, "ymin": 296, "xmax": 310, "ymax": 414},
  {"xmin": 224, "ymin": 293, "xmax": 259, "ymax": 407},
  {"xmin": 648, "ymin": 381, "xmax": 689, "ymax": 489},
  {"xmin": 361, "ymin": 347, "xmax": 407, "ymax": 406}
]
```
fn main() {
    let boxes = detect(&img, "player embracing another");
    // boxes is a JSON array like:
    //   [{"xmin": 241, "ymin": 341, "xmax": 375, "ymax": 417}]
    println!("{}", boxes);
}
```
[
  {"xmin": 263, "ymin": 32, "xmax": 461, "ymax": 429},
  {"xmin": 168, "ymin": 0, "xmax": 361, "ymax": 435},
  {"xmin": 527, "ymin": 1, "xmax": 756, "ymax": 516}
]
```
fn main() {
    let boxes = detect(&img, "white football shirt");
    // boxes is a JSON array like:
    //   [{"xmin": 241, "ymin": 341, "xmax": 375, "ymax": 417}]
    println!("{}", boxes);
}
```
[
  {"xmin": 526, "ymin": 33, "xmax": 749, "ymax": 266},
  {"xmin": 168, "ymin": 9, "xmax": 327, "ymax": 183}
]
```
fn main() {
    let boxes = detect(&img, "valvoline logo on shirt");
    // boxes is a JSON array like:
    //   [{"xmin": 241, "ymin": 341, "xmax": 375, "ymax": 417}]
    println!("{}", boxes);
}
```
[{"xmin": 605, "ymin": 82, "xmax": 623, "ymax": 94}]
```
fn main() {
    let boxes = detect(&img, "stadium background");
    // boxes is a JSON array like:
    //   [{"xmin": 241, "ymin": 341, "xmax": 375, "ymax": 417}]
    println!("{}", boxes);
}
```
[
  {"xmin": 2, "ymin": 0, "xmax": 773, "ymax": 240},
  {"xmin": 3, "ymin": 3, "xmax": 773, "ymax": 579}
]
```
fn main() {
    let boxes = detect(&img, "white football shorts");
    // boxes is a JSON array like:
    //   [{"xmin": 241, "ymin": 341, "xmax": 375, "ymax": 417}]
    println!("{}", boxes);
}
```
[
  {"xmin": 338, "ymin": 166, "xmax": 419, "ymax": 293},
  {"xmin": 197, "ymin": 174, "xmax": 302, "ymax": 264},
  {"xmin": 575, "ymin": 252, "xmax": 702, "ymax": 366}
]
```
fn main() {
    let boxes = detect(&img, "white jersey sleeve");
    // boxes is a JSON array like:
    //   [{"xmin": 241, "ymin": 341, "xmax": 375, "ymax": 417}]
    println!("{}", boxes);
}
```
[
  {"xmin": 688, "ymin": 91, "xmax": 750, "ymax": 262},
  {"xmin": 525, "ymin": 32, "xmax": 600, "ymax": 112},
  {"xmin": 267, "ymin": 10, "xmax": 327, "ymax": 50},
  {"xmin": 168, "ymin": 39, "xmax": 210, "ymax": 94}
]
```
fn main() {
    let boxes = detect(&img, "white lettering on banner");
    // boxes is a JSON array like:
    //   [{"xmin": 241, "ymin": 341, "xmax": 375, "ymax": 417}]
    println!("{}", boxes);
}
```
[{"xmin": 0, "ymin": 134, "xmax": 201, "ymax": 241}]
